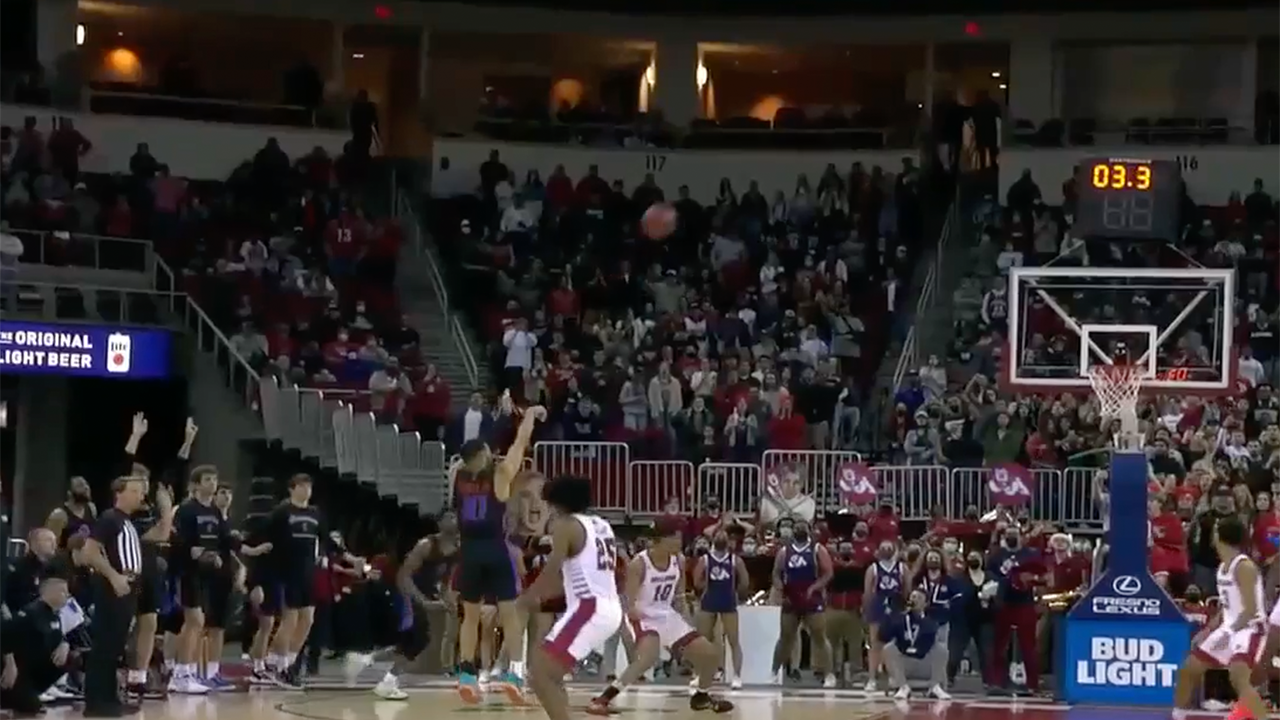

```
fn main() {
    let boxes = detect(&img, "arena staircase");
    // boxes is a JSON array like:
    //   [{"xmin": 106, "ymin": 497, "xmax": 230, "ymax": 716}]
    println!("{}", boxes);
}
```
[
  {"xmin": 394, "ymin": 188, "xmax": 487, "ymax": 413},
  {"xmin": 867, "ymin": 181, "xmax": 974, "ymax": 430}
]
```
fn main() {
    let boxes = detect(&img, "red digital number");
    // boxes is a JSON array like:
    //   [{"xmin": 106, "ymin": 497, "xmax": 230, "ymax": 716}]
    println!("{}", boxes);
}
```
[{"xmin": 1163, "ymin": 367, "xmax": 1190, "ymax": 382}]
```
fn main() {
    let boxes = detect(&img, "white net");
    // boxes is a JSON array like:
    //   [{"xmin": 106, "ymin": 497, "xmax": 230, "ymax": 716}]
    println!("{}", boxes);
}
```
[{"xmin": 1087, "ymin": 364, "xmax": 1147, "ymax": 450}]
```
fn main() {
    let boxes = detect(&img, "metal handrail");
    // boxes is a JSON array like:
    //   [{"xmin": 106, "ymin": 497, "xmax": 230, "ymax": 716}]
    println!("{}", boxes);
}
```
[
  {"xmin": 891, "ymin": 186, "xmax": 959, "ymax": 392},
  {"xmin": 397, "ymin": 187, "xmax": 480, "ymax": 391},
  {"xmin": 8, "ymin": 269, "xmax": 262, "ymax": 409},
  {"xmin": 452, "ymin": 315, "xmax": 479, "ymax": 389},
  {"xmin": 9, "ymin": 229, "xmax": 155, "ymax": 273}
]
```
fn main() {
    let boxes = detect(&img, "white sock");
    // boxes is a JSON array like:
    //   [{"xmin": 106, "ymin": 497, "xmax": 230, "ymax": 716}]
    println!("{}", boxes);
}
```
[
  {"xmin": 510, "ymin": 661, "xmax": 524, "ymax": 677},
  {"xmin": 128, "ymin": 669, "xmax": 147, "ymax": 684},
  {"xmin": 286, "ymin": 652, "xmax": 298, "ymax": 667},
  {"xmin": 269, "ymin": 653, "xmax": 284, "ymax": 669},
  {"xmin": 164, "ymin": 659, "xmax": 175, "ymax": 672},
  {"xmin": 207, "ymin": 662, "xmax": 220, "ymax": 679},
  {"xmin": 253, "ymin": 659, "xmax": 265, "ymax": 672},
  {"xmin": 381, "ymin": 671, "xmax": 397, "ymax": 684}
]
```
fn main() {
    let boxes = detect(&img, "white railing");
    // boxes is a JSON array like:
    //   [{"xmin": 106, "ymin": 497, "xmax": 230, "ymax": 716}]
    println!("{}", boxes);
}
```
[
  {"xmin": 261, "ymin": 398, "xmax": 1110, "ymax": 527},
  {"xmin": 397, "ymin": 186, "xmax": 480, "ymax": 391}
]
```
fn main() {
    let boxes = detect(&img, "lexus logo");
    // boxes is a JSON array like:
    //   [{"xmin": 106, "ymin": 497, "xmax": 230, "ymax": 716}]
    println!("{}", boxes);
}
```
[{"xmin": 1112, "ymin": 575, "xmax": 1142, "ymax": 597}]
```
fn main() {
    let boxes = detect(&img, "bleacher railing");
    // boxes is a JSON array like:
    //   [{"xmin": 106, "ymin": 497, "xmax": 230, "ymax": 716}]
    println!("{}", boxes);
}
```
[
  {"xmin": 261, "ymin": 387, "xmax": 1105, "ymax": 529},
  {"xmin": 10, "ymin": 229, "xmax": 155, "ymax": 273},
  {"xmin": 395, "ymin": 187, "xmax": 480, "ymax": 391}
]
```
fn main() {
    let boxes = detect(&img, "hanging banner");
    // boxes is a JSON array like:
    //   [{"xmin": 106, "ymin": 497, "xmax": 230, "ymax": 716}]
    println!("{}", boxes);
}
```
[{"xmin": 834, "ymin": 461, "xmax": 879, "ymax": 505}]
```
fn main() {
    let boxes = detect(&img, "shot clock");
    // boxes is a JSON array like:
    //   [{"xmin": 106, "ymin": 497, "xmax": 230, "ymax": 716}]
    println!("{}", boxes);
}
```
[{"xmin": 1072, "ymin": 158, "xmax": 1181, "ymax": 242}]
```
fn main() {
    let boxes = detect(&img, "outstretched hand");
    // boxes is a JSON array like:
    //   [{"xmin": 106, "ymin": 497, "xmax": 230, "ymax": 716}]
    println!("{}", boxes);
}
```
[{"xmin": 131, "ymin": 412, "xmax": 148, "ymax": 438}]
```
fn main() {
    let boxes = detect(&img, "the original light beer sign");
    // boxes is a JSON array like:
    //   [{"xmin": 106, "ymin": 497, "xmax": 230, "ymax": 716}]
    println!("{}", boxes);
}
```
[{"xmin": 0, "ymin": 321, "xmax": 173, "ymax": 379}]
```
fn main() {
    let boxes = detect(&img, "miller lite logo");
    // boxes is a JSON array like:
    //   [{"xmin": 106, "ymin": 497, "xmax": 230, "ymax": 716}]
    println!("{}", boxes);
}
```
[
  {"xmin": 105, "ymin": 333, "xmax": 132, "ymax": 374},
  {"xmin": 835, "ymin": 462, "xmax": 878, "ymax": 506},
  {"xmin": 988, "ymin": 462, "xmax": 1034, "ymax": 506}
]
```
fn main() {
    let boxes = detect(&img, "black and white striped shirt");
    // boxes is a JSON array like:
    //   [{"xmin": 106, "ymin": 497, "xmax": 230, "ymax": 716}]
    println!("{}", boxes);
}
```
[{"xmin": 92, "ymin": 508, "xmax": 143, "ymax": 575}]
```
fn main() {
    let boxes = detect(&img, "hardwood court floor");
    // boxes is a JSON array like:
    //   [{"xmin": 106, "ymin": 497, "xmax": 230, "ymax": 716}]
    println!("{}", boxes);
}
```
[{"xmin": 31, "ymin": 687, "xmax": 1280, "ymax": 720}]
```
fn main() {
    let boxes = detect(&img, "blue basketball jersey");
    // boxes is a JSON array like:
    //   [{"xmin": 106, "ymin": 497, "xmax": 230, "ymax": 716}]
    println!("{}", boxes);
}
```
[
  {"xmin": 700, "ymin": 551, "xmax": 738, "ymax": 612},
  {"xmin": 872, "ymin": 560, "xmax": 905, "ymax": 610}
]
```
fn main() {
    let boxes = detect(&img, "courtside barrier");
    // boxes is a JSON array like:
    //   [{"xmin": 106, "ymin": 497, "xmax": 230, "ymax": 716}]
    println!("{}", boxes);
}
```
[{"xmin": 628, "ymin": 461, "xmax": 697, "ymax": 518}]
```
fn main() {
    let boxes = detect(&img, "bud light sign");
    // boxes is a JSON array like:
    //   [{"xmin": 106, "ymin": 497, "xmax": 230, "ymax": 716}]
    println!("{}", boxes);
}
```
[
  {"xmin": 1063, "ymin": 619, "xmax": 1189, "ymax": 705},
  {"xmin": 0, "ymin": 321, "xmax": 172, "ymax": 379}
]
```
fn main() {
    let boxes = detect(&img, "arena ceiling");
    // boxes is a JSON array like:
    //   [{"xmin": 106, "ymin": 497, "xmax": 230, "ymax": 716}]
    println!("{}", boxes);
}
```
[{"xmin": 410, "ymin": 0, "xmax": 1275, "ymax": 16}]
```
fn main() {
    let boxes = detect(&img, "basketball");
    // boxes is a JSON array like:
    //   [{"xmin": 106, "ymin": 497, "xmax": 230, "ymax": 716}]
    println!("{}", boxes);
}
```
[{"xmin": 641, "ymin": 203, "xmax": 677, "ymax": 240}]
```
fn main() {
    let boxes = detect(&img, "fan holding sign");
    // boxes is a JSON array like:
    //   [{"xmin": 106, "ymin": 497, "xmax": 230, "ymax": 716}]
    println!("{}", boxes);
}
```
[{"xmin": 759, "ymin": 464, "xmax": 816, "ymax": 528}]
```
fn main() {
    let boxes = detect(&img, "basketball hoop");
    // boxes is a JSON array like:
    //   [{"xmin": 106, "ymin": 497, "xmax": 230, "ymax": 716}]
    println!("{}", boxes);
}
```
[{"xmin": 1087, "ymin": 363, "xmax": 1147, "ymax": 451}]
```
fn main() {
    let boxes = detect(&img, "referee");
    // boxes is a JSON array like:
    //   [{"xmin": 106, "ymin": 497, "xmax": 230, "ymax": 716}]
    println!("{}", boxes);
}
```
[{"xmin": 81, "ymin": 476, "xmax": 146, "ymax": 718}]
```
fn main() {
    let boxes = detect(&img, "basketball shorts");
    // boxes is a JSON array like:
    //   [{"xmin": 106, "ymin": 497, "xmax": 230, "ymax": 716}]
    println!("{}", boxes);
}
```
[
  {"xmin": 135, "ymin": 561, "xmax": 166, "ymax": 615},
  {"xmin": 456, "ymin": 538, "xmax": 520, "ymax": 604},
  {"xmin": 542, "ymin": 598, "xmax": 623, "ymax": 671},
  {"xmin": 1192, "ymin": 624, "xmax": 1268, "ymax": 668},
  {"xmin": 277, "ymin": 571, "xmax": 316, "ymax": 610},
  {"xmin": 629, "ymin": 610, "xmax": 700, "ymax": 653},
  {"xmin": 205, "ymin": 575, "xmax": 234, "ymax": 630},
  {"xmin": 178, "ymin": 567, "xmax": 214, "ymax": 612}
]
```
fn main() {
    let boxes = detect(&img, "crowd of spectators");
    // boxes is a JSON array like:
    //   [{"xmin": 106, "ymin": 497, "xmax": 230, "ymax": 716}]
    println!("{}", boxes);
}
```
[
  {"xmin": 0, "ymin": 112, "xmax": 434, "ymax": 425},
  {"xmin": 427, "ymin": 148, "xmax": 928, "ymax": 462}
]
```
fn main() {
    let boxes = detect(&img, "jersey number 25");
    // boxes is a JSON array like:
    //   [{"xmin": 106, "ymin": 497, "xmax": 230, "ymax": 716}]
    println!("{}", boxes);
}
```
[{"xmin": 596, "ymin": 538, "xmax": 617, "ymax": 571}]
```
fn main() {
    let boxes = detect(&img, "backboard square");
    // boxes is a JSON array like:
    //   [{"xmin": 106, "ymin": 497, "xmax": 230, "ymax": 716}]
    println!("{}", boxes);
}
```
[{"xmin": 1005, "ymin": 266, "xmax": 1236, "ymax": 394}]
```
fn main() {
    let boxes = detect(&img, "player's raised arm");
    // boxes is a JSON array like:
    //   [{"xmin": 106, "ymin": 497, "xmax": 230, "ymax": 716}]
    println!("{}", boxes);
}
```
[{"xmin": 495, "ymin": 404, "xmax": 546, "ymax": 501}]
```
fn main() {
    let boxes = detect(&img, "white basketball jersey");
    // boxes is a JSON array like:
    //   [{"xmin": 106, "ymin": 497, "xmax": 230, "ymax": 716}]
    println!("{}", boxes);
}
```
[
  {"xmin": 635, "ymin": 550, "xmax": 682, "ymax": 618},
  {"xmin": 1269, "ymin": 596, "xmax": 1280, "ymax": 628},
  {"xmin": 561, "ymin": 514, "xmax": 620, "ymax": 607},
  {"xmin": 1216, "ymin": 554, "xmax": 1265, "ymax": 628}
]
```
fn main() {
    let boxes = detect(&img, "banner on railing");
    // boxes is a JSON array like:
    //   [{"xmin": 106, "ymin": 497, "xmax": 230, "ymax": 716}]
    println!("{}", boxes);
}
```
[{"xmin": 0, "ymin": 320, "xmax": 172, "ymax": 379}]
